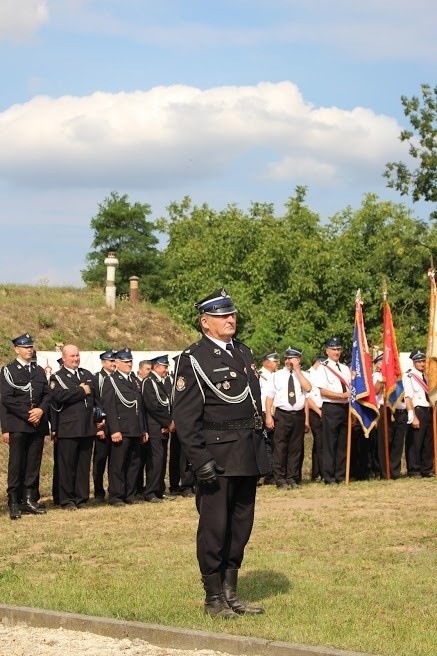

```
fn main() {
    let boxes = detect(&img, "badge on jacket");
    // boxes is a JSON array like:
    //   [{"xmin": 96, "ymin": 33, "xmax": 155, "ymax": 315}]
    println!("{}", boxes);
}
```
[{"xmin": 176, "ymin": 376, "xmax": 186, "ymax": 392}]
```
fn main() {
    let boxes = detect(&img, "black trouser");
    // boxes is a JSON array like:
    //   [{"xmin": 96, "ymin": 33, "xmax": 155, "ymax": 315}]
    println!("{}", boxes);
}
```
[
  {"xmin": 143, "ymin": 437, "xmax": 168, "ymax": 499},
  {"xmin": 7, "ymin": 431, "xmax": 45, "ymax": 499},
  {"xmin": 377, "ymin": 408, "xmax": 408, "ymax": 479},
  {"xmin": 57, "ymin": 436, "xmax": 93, "ymax": 507},
  {"xmin": 350, "ymin": 423, "xmax": 370, "ymax": 480},
  {"xmin": 169, "ymin": 432, "xmax": 181, "ymax": 492},
  {"xmin": 406, "ymin": 406, "xmax": 434, "ymax": 477},
  {"xmin": 272, "ymin": 407, "xmax": 305, "ymax": 485},
  {"xmin": 92, "ymin": 434, "xmax": 111, "ymax": 497},
  {"xmin": 196, "ymin": 475, "xmax": 257, "ymax": 575},
  {"xmin": 108, "ymin": 436, "xmax": 142, "ymax": 503},
  {"xmin": 322, "ymin": 403, "xmax": 348, "ymax": 483},
  {"xmin": 309, "ymin": 409, "xmax": 323, "ymax": 479}
]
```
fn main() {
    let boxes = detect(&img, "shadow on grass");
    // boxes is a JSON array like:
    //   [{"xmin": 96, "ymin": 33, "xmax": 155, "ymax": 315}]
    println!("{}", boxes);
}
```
[{"xmin": 239, "ymin": 569, "xmax": 291, "ymax": 601}]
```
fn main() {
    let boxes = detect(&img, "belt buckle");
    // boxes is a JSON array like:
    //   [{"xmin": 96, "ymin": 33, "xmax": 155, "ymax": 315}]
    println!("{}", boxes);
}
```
[{"xmin": 254, "ymin": 416, "xmax": 263, "ymax": 430}]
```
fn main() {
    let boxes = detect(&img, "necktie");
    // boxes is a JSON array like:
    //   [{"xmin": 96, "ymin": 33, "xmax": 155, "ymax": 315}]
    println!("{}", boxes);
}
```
[
  {"xmin": 226, "ymin": 343, "xmax": 245, "ymax": 368},
  {"xmin": 76, "ymin": 370, "xmax": 81, "ymax": 380},
  {"xmin": 423, "ymin": 374, "xmax": 430, "ymax": 402},
  {"xmin": 288, "ymin": 372, "xmax": 296, "ymax": 406},
  {"xmin": 336, "ymin": 363, "xmax": 347, "ymax": 392}
]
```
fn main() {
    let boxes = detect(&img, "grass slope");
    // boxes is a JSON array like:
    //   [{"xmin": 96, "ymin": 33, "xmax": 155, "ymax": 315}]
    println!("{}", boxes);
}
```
[{"xmin": 0, "ymin": 284, "xmax": 196, "ymax": 359}]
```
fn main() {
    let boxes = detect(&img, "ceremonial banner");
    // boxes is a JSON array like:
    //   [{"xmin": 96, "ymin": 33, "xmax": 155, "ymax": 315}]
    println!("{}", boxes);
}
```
[
  {"xmin": 381, "ymin": 300, "xmax": 404, "ymax": 412},
  {"xmin": 426, "ymin": 269, "xmax": 437, "ymax": 407},
  {"xmin": 351, "ymin": 295, "xmax": 379, "ymax": 436}
]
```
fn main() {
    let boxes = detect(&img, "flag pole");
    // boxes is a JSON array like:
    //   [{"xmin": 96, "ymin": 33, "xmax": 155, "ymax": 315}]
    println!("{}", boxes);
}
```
[
  {"xmin": 427, "ymin": 264, "xmax": 437, "ymax": 476},
  {"xmin": 346, "ymin": 405, "xmax": 352, "ymax": 485},
  {"xmin": 345, "ymin": 292, "xmax": 359, "ymax": 486},
  {"xmin": 382, "ymin": 282, "xmax": 391, "ymax": 480}
]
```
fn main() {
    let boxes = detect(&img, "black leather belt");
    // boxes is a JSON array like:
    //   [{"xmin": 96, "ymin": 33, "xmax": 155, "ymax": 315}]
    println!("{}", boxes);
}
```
[
  {"xmin": 276, "ymin": 407, "xmax": 304, "ymax": 415},
  {"xmin": 415, "ymin": 406, "xmax": 432, "ymax": 411},
  {"xmin": 203, "ymin": 418, "xmax": 258, "ymax": 430}
]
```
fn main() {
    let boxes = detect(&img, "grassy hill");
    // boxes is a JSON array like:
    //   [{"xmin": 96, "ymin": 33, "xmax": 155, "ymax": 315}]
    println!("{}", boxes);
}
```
[{"xmin": 0, "ymin": 284, "xmax": 197, "ymax": 361}]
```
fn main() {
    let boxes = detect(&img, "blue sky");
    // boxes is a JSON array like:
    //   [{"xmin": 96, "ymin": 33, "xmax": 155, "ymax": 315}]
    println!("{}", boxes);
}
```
[{"xmin": 0, "ymin": 0, "xmax": 435, "ymax": 286}]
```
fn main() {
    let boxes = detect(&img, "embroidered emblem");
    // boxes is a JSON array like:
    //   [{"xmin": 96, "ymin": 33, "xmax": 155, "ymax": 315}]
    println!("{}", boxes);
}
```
[
  {"xmin": 216, "ymin": 383, "xmax": 222, "ymax": 389},
  {"xmin": 230, "ymin": 372, "xmax": 237, "ymax": 378},
  {"xmin": 50, "ymin": 381, "xmax": 55, "ymax": 389},
  {"xmin": 176, "ymin": 376, "xmax": 186, "ymax": 392},
  {"xmin": 223, "ymin": 381, "xmax": 231, "ymax": 390},
  {"xmin": 288, "ymin": 391, "xmax": 295, "ymax": 398},
  {"xmin": 67, "ymin": 373, "xmax": 72, "ymax": 378},
  {"xmin": 214, "ymin": 349, "xmax": 221, "ymax": 355}
]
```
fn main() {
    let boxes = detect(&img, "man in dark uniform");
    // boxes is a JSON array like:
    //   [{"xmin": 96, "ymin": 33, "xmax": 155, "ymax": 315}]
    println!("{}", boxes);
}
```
[
  {"xmin": 142, "ymin": 354, "xmax": 175, "ymax": 502},
  {"xmin": 167, "ymin": 355, "xmax": 195, "ymax": 497},
  {"xmin": 50, "ymin": 344, "xmax": 100, "ymax": 510},
  {"xmin": 92, "ymin": 349, "xmax": 117, "ymax": 502},
  {"xmin": 172, "ymin": 288, "xmax": 270, "ymax": 619},
  {"xmin": 0, "ymin": 333, "xmax": 51, "ymax": 520},
  {"xmin": 101, "ymin": 348, "xmax": 149, "ymax": 506}
]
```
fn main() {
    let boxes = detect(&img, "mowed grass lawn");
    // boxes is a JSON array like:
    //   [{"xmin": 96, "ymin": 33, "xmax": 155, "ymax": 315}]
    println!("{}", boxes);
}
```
[{"xmin": 0, "ymin": 477, "xmax": 436, "ymax": 656}]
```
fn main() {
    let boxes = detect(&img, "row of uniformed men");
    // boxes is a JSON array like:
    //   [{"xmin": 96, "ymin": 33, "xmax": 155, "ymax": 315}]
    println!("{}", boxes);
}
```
[
  {"xmin": 0, "ymin": 333, "xmax": 194, "ymax": 519},
  {"xmin": 257, "ymin": 338, "xmax": 434, "ymax": 488}
]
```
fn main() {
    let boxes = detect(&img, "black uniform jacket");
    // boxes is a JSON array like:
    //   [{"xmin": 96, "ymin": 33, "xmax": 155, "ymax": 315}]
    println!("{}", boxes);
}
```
[
  {"xmin": 142, "ymin": 371, "xmax": 172, "ymax": 440},
  {"xmin": 94, "ymin": 369, "xmax": 111, "ymax": 435},
  {"xmin": 172, "ymin": 335, "xmax": 270, "ymax": 476},
  {"xmin": 49, "ymin": 367, "xmax": 97, "ymax": 438},
  {"xmin": 101, "ymin": 372, "xmax": 147, "ymax": 438},
  {"xmin": 0, "ymin": 360, "xmax": 51, "ymax": 434}
]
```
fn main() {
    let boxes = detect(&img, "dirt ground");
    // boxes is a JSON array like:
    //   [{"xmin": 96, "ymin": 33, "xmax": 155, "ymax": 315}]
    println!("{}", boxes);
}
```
[{"xmin": 0, "ymin": 622, "xmax": 234, "ymax": 656}]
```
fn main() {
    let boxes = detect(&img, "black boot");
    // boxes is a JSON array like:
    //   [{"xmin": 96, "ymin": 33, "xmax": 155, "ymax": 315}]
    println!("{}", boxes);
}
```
[
  {"xmin": 21, "ymin": 489, "xmax": 47, "ymax": 515},
  {"xmin": 223, "ymin": 569, "xmax": 265, "ymax": 615},
  {"xmin": 8, "ymin": 494, "xmax": 21, "ymax": 520},
  {"xmin": 201, "ymin": 573, "xmax": 239, "ymax": 619}
]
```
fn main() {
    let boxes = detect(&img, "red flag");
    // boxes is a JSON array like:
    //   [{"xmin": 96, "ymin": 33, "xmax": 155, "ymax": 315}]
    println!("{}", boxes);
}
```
[
  {"xmin": 381, "ymin": 300, "xmax": 404, "ymax": 413},
  {"xmin": 426, "ymin": 269, "xmax": 437, "ymax": 407}
]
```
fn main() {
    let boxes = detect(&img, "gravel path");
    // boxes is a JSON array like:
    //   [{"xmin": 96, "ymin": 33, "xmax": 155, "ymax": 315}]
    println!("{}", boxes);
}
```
[{"xmin": 0, "ymin": 622, "xmax": 233, "ymax": 656}]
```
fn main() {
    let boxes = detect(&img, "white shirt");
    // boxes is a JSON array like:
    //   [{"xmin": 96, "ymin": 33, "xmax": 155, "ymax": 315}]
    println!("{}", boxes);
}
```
[
  {"xmin": 265, "ymin": 366, "xmax": 309, "ymax": 412},
  {"xmin": 403, "ymin": 368, "xmax": 430, "ymax": 408},
  {"xmin": 311, "ymin": 358, "xmax": 351, "ymax": 404},
  {"xmin": 307, "ymin": 366, "xmax": 323, "ymax": 409},
  {"xmin": 259, "ymin": 366, "xmax": 275, "ymax": 412},
  {"xmin": 372, "ymin": 371, "xmax": 384, "ymax": 407}
]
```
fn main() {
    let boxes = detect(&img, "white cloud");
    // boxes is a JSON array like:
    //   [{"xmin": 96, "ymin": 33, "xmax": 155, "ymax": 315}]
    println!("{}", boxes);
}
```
[
  {"xmin": 0, "ymin": 81, "xmax": 405, "ymax": 193},
  {"xmin": 0, "ymin": 0, "xmax": 48, "ymax": 41}
]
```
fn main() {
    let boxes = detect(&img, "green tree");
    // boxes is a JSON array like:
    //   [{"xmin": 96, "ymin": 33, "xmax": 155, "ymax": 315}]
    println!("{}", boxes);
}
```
[
  {"xmin": 323, "ymin": 193, "xmax": 436, "ymax": 354},
  {"xmin": 82, "ymin": 191, "xmax": 162, "ymax": 300},
  {"xmin": 384, "ymin": 84, "xmax": 437, "ymax": 217}
]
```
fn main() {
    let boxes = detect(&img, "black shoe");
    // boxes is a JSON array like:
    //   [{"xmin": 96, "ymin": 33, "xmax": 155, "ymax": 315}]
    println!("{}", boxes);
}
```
[
  {"xmin": 144, "ymin": 495, "xmax": 163, "ymax": 503},
  {"xmin": 62, "ymin": 504, "xmax": 77, "ymax": 511},
  {"xmin": 94, "ymin": 495, "xmax": 105, "ymax": 503},
  {"xmin": 110, "ymin": 501, "xmax": 125, "ymax": 507},
  {"xmin": 180, "ymin": 488, "xmax": 195, "ymax": 498},
  {"xmin": 21, "ymin": 498, "xmax": 47, "ymax": 515},
  {"xmin": 76, "ymin": 503, "xmax": 87, "ymax": 509},
  {"xmin": 288, "ymin": 480, "xmax": 301, "ymax": 489},
  {"xmin": 8, "ymin": 502, "xmax": 21, "ymax": 520},
  {"xmin": 125, "ymin": 496, "xmax": 142, "ymax": 504}
]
